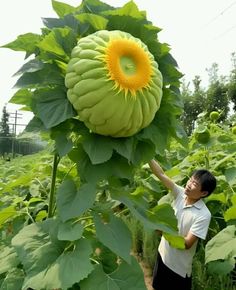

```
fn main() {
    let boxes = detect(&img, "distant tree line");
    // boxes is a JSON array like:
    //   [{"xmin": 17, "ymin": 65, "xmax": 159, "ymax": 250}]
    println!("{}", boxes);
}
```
[
  {"xmin": 181, "ymin": 52, "xmax": 236, "ymax": 135},
  {"xmin": 0, "ymin": 106, "xmax": 45, "ymax": 159}
]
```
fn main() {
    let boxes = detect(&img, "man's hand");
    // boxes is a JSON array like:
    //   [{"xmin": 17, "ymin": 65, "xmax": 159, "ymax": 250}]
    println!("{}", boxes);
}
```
[
  {"xmin": 148, "ymin": 159, "xmax": 175, "ymax": 191},
  {"xmin": 155, "ymin": 229, "xmax": 163, "ymax": 235},
  {"xmin": 184, "ymin": 232, "xmax": 198, "ymax": 249}
]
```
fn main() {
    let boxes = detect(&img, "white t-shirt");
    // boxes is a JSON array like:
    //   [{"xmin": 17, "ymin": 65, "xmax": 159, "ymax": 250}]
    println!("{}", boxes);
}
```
[{"xmin": 158, "ymin": 184, "xmax": 211, "ymax": 278}]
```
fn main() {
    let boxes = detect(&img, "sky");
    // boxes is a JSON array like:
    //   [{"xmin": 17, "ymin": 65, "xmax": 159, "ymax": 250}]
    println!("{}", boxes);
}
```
[{"xmin": 0, "ymin": 0, "xmax": 236, "ymax": 133}]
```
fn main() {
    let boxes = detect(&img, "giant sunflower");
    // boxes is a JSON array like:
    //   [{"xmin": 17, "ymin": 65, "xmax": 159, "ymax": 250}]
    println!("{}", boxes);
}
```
[{"xmin": 65, "ymin": 30, "xmax": 163, "ymax": 137}]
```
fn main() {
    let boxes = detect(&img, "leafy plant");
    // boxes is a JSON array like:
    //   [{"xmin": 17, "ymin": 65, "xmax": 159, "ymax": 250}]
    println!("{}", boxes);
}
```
[{"xmin": 0, "ymin": 0, "xmax": 187, "ymax": 289}]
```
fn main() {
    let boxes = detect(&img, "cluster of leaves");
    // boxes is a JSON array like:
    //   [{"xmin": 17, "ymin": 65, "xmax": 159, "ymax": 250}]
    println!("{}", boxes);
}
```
[
  {"xmin": 0, "ymin": 106, "xmax": 12, "ymax": 156},
  {"xmin": 180, "ymin": 56, "xmax": 236, "ymax": 136},
  {"xmin": 4, "ymin": 0, "xmax": 187, "ymax": 167},
  {"xmin": 0, "ymin": 149, "xmax": 183, "ymax": 290},
  {"xmin": 0, "ymin": 1, "xmax": 189, "ymax": 288},
  {"xmin": 156, "ymin": 114, "xmax": 236, "ymax": 277}
]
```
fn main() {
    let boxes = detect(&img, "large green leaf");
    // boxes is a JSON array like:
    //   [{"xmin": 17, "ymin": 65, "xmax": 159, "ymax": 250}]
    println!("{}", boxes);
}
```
[
  {"xmin": 77, "ymin": 0, "xmax": 113, "ymax": 14},
  {"xmin": 82, "ymin": 134, "xmax": 114, "ymax": 164},
  {"xmin": 163, "ymin": 233, "xmax": 185, "ymax": 249},
  {"xmin": 93, "ymin": 213, "xmax": 132, "ymax": 263},
  {"xmin": 12, "ymin": 219, "xmax": 94, "ymax": 290},
  {"xmin": 139, "ymin": 124, "xmax": 167, "ymax": 156},
  {"xmin": 205, "ymin": 225, "xmax": 236, "ymax": 274},
  {"xmin": 109, "ymin": 256, "xmax": 147, "ymax": 290},
  {"xmin": 102, "ymin": 1, "xmax": 145, "ymax": 19},
  {"xmin": 24, "ymin": 116, "xmax": 47, "ymax": 132},
  {"xmin": 70, "ymin": 146, "xmax": 134, "ymax": 183},
  {"xmin": 37, "ymin": 27, "xmax": 77, "ymax": 59},
  {"xmin": 224, "ymin": 167, "xmax": 236, "ymax": 186},
  {"xmin": 111, "ymin": 191, "xmax": 178, "ymax": 235},
  {"xmin": 54, "ymin": 133, "xmax": 73, "ymax": 157},
  {"xmin": 75, "ymin": 13, "xmax": 108, "ymax": 31},
  {"xmin": 80, "ymin": 256, "xmax": 147, "ymax": 290},
  {"xmin": 24, "ymin": 239, "xmax": 93, "ymax": 290},
  {"xmin": 207, "ymin": 259, "xmax": 235, "ymax": 276},
  {"xmin": 112, "ymin": 137, "xmax": 135, "ymax": 161},
  {"xmin": 93, "ymin": 241, "xmax": 118, "ymax": 274},
  {"xmin": 50, "ymin": 121, "xmax": 74, "ymax": 156},
  {"xmin": 57, "ymin": 179, "xmax": 97, "ymax": 222},
  {"xmin": 80, "ymin": 265, "xmax": 120, "ymax": 290},
  {"xmin": 42, "ymin": 14, "xmax": 79, "ymax": 32},
  {"xmin": 131, "ymin": 140, "xmax": 156, "ymax": 165},
  {"xmin": 57, "ymin": 220, "xmax": 84, "ymax": 241},
  {"xmin": 149, "ymin": 203, "xmax": 178, "ymax": 229},
  {"xmin": 159, "ymin": 54, "xmax": 183, "ymax": 86},
  {"xmin": 1, "ymin": 33, "xmax": 41, "ymax": 55},
  {"xmin": 14, "ymin": 64, "xmax": 64, "ymax": 89},
  {"xmin": 224, "ymin": 206, "xmax": 236, "ymax": 222},
  {"xmin": 0, "ymin": 247, "xmax": 19, "ymax": 275},
  {"xmin": 12, "ymin": 219, "xmax": 64, "ymax": 271},
  {"xmin": 52, "ymin": 0, "xmax": 77, "ymax": 17},
  {"xmin": 0, "ymin": 268, "xmax": 24, "ymax": 290},
  {"xmin": 9, "ymin": 89, "xmax": 33, "ymax": 108},
  {"xmin": 34, "ymin": 87, "xmax": 76, "ymax": 128},
  {"xmin": 0, "ymin": 206, "xmax": 17, "ymax": 227},
  {"xmin": 13, "ymin": 59, "xmax": 44, "ymax": 76}
]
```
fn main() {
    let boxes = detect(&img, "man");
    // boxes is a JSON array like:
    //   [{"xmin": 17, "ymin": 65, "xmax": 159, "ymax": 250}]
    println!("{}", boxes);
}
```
[{"xmin": 149, "ymin": 159, "xmax": 217, "ymax": 290}]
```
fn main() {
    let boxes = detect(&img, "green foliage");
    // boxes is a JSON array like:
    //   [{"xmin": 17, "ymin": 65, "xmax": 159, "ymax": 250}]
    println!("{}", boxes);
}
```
[
  {"xmin": 180, "ymin": 76, "xmax": 207, "ymax": 135},
  {"xmin": 0, "ymin": 106, "xmax": 12, "ymax": 156},
  {"xmin": 206, "ymin": 80, "xmax": 229, "ymax": 122},
  {"xmin": 12, "ymin": 219, "xmax": 94, "ymax": 290},
  {"xmin": 210, "ymin": 111, "xmax": 220, "ymax": 122},
  {"xmin": 227, "ymin": 52, "xmax": 236, "ymax": 111},
  {"xmin": 180, "ymin": 58, "xmax": 236, "ymax": 135},
  {"xmin": 0, "ymin": 106, "xmax": 10, "ymax": 137},
  {"xmin": 205, "ymin": 225, "xmax": 236, "ymax": 275},
  {"xmin": 4, "ymin": 0, "xmax": 187, "ymax": 163},
  {"xmin": 232, "ymin": 125, "xmax": 236, "ymax": 134},
  {"xmin": 2, "ymin": 1, "xmax": 235, "ymax": 289},
  {"xmin": 142, "ymin": 229, "xmax": 159, "ymax": 269},
  {"xmin": 194, "ymin": 125, "xmax": 211, "ymax": 145}
]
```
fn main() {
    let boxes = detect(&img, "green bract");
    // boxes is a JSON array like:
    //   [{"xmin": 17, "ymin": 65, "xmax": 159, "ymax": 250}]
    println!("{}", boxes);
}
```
[
  {"xmin": 65, "ymin": 30, "xmax": 163, "ymax": 137},
  {"xmin": 210, "ymin": 111, "xmax": 220, "ymax": 121},
  {"xmin": 194, "ymin": 126, "xmax": 210, "ymax": 144},
  {"xmin": 232, "ymin": 126, "xmax": 236, "ymax": 135}
]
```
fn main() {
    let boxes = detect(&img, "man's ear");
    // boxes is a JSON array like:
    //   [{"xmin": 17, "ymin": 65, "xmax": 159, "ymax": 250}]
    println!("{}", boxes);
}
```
[{"xmin": 201, "ymin": 191, "xmax": 208, "ymax": 197}]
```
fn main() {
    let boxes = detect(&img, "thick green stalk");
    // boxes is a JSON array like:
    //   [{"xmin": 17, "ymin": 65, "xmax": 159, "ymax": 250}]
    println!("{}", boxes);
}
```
[{"xmin": 48, "ymin": 153, "xmax": 60, "ymax": 218}]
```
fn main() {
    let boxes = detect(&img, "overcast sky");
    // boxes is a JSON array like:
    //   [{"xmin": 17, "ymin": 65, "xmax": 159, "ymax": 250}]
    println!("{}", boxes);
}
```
[{"xmin": 0, "ymin": 0, "xmax": 236, "ymax": 132}]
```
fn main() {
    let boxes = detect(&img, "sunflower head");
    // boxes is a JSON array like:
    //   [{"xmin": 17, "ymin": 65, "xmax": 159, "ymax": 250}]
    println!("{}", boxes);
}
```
[
  {"xmin": 65, "ymin": 30, "xmax": 163, "ymax": 137},
  {"xmin": 103, "ymin": 34, "xmax": 153, "ymax": 96}
]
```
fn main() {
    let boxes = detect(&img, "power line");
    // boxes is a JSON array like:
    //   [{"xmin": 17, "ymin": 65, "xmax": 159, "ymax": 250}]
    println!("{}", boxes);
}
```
[
  {"xmin": 203, "ymin": 1, "xmax": 236, "ymax": 28},
  {"xmin": 214, "ymin": 23, "xmax": 236, "ymax": 39}
]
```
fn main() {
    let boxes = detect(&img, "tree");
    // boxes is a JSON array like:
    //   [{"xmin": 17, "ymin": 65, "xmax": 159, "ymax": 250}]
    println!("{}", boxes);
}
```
[
  {"xmin": 181, "ymin": 76, "xmax": 206, "ymax": 135},
  {"xmin": 227, "ymin": 52, "xmax": 236, "ymax": 111},
  {"xmin": 0, "ymin": 106, "xmax": 12, "ymax": 156},
  {"xmin": 206, "ymin": 63, "xmax": 229, "ymax": 121}
]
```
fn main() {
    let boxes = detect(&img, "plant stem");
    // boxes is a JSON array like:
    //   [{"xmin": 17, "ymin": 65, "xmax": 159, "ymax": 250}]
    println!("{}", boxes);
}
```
[
  {"xmin": 48, "ymin": 153, "xmax": 60, "ymax": 218},
  {"xmin": 204, "ymin": 146, "xmax": 210, "ymax": 169}
]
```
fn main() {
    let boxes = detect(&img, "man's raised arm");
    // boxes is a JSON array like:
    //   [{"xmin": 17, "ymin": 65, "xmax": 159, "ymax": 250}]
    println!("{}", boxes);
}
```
[{"xmin": 148, "ymin": 159, "xmax": 176, "ymax": 191}]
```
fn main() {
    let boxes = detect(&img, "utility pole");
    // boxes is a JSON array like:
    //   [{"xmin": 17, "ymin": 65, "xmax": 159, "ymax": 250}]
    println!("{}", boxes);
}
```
[{"xmin": 8, "ymin": 110, "xmax": 26, "ymax": 157}]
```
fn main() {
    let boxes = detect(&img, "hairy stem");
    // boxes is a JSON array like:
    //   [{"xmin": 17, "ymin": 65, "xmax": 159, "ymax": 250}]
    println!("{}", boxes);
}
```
[{"xmin": 48, "ymin": 153, "xmax": 60, "ymax": 218}]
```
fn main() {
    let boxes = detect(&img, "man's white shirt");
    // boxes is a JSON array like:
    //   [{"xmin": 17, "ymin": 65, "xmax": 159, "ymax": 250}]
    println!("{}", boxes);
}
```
[{"xmin": 158, "ymin": 184, "xmax": 211, "ymax": 278}]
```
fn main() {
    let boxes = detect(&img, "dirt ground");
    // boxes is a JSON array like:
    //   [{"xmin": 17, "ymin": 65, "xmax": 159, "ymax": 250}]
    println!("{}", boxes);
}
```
[{"xmin": 138, "ymin": 258, "xmax": 154, "ymax": 290}]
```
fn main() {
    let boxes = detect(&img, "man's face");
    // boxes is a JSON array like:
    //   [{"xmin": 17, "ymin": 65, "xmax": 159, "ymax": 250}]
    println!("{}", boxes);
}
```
[{"xmin": 184, "ymin": 176, "xmax": 207, "ymax": 200}]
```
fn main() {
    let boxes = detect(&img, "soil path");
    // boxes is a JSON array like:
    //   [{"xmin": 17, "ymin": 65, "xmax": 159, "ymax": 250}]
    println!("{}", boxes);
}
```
[{"xmin": 138, "ymin": 258, "xmax": 154, "ymax": 290}]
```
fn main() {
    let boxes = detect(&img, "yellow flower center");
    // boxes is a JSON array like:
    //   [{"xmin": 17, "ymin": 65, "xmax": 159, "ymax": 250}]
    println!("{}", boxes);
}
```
[{"xmin": 104, "ymin": 38, "xmax": 153, "ymax": 96}]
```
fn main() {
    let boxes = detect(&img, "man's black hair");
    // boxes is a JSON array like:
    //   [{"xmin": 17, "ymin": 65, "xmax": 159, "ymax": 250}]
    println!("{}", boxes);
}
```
[{"xmin": 191, "ymin": 169, "xmax": 217, "ymax": 197}]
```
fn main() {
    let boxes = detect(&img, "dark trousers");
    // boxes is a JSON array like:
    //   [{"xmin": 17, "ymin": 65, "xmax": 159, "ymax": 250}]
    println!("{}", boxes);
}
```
[{"xmin": 152, "ymin": 253, "xmax": 192, "ymax": 290}]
